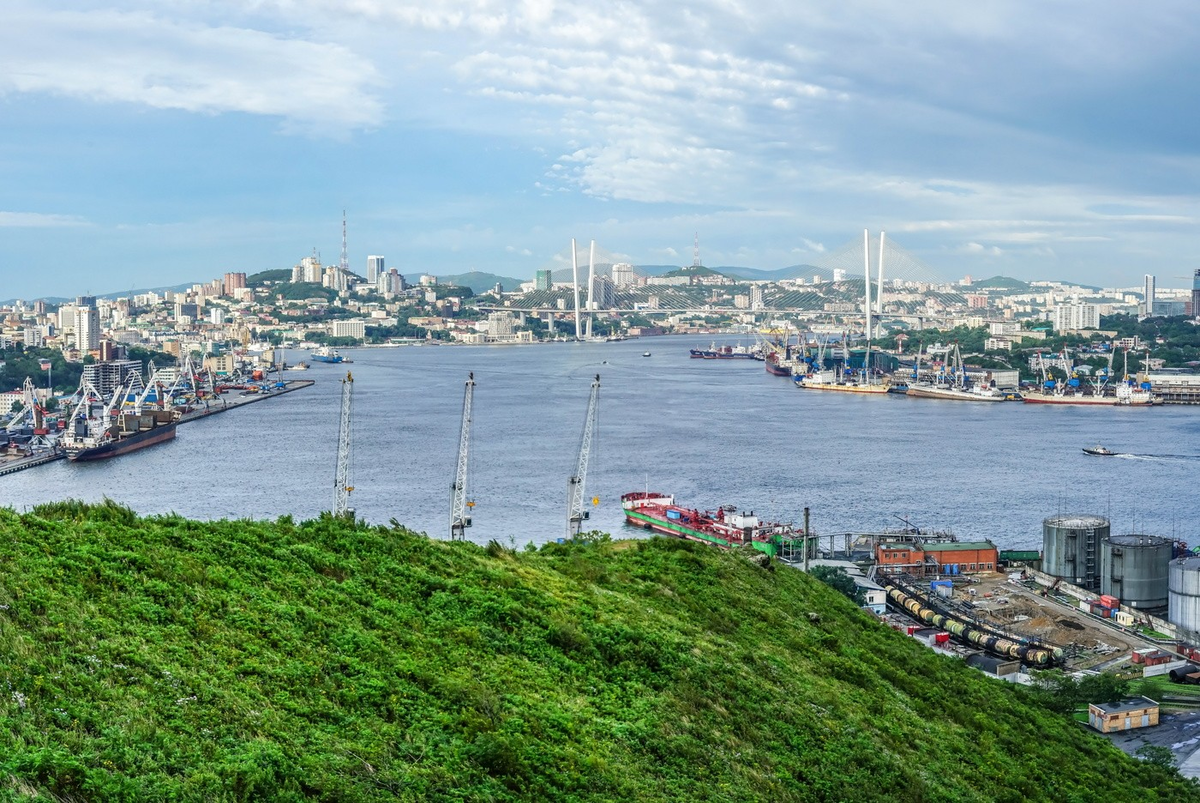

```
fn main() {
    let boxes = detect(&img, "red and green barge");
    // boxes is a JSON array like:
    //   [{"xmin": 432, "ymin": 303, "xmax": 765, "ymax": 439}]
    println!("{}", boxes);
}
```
[{"xmin": 621, "ymin": 491, "xmax": 803, "ymax": 557}]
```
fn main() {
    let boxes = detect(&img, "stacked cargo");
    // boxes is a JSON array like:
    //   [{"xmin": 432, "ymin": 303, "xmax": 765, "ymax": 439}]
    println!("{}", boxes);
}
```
[{"xmin": 1083, "ymin": 595, "xmax": 1120, "ymax": 618}]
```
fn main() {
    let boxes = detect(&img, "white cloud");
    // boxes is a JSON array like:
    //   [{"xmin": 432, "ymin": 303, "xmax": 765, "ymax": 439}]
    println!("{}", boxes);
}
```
[
  {"xmin": 961, "ymin": 242, "xmax": 1004, "ymax": 256},
  {"xmin": 0, "ymin": 5, "xmax": 383, "ymax": 135},
  {"xmin": 801, "ymin": 238, "xmax": 826, "ymax": 253}
]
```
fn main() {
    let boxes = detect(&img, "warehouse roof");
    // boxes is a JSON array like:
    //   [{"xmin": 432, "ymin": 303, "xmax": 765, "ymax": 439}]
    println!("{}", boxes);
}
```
[
  {"xmin": 922, "ymin": 542, "xmax": 995, "ymax": 552},
  {"xmin": 1090, "ymin": 696, "xmax": 1159, "ymax": 715}
]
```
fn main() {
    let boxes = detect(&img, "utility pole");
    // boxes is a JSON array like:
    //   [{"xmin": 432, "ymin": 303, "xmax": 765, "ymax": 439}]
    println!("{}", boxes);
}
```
[
  {"xmin": 333, "ymin": 371, "xmax": 354, "ymax": 518},
  {"xmin": 450, "ymin": 372, "xmax": 475, "ymax": 540},
  {"xmin": 566, "ymin": 374, "xmax": 600, "ymax": 539}
]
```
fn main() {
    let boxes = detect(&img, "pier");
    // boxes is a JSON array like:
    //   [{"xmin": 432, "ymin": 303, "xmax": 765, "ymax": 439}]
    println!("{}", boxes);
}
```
[
  {"xmin": 0, "ymin": 449, "xmax": 64, "ymax": 477},
  {"xmin": 0, "ymin": 379, "xmax": 314, "ymax": 478}
]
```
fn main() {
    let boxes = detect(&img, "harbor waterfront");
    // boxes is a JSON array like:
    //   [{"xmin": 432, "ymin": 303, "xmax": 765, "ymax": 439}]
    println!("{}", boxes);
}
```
[{"xmin": 2, "ymin": 336, "xmax": 1198, "ymax": 550}]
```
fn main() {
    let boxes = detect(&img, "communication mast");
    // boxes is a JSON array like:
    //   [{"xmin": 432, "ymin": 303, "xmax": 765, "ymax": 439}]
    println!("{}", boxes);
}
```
[
  {"xmin": 692, "ymin": 232, "xmax": 701, "ymax": 267},
  {"xmin": 333, "ymin": 371, "xmax": 354, "ymax": 518},
  {"xmin": 566, "ymin": 374, "xmax": 600, "ymax": 538},
  {"xmin": 450, "ymin": 372, "xmax": 475, "ymax": 540},
  {"xmin": 339, "ymin": 209, "xmax": 349, "ymax": 273}
]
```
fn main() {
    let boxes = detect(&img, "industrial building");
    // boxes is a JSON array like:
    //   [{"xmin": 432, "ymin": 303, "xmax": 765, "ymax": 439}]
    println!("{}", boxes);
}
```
[
  {"xmin": 1087, "ymin": 697, "xmax": 1159, "ymax": 734},
  {"xmin": 875, "ymin": 541, "xmax": 998, "ymax": 577}
]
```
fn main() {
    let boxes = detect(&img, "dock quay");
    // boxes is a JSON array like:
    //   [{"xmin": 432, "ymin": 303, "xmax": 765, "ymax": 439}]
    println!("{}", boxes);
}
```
[
  {"xmin": 176, "ymin": 379, "xmax": 314, "ymax": 426},
  {"xmin": 0, "ymin": 449, "xmax": 65, "ymax": 477},
  {"xmin": 0, "ymin": 379, "xmax": 314, "ymax": 477}
]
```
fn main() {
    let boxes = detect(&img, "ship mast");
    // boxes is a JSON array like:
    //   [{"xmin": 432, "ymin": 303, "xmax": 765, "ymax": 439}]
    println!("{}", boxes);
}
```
[
  {"xmin": 333, "ymin": 371, "xmax": 354, "ymax": 518},
  {"xmin": 450, "ymin": 372, "xmax": 475, "ymax": 541},
  {"xmin": 566, "ymin": 374, "xmax": 600, "ymax": 539}
]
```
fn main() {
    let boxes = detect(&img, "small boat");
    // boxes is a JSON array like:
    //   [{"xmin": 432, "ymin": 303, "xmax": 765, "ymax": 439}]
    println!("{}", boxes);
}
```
[
  {"xmin": 1083, "ymin": 444, "xmax": 1117, "ymax": 456},
  {"xmin": 642, "ymin": 352, "xmax": 651, "ymax": 357}
]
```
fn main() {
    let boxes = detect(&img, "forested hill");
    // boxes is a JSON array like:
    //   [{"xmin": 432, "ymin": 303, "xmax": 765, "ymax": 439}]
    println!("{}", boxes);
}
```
[{"xmin": 0, "ymin": 503, "xmax": 1192, "ymax": 800}]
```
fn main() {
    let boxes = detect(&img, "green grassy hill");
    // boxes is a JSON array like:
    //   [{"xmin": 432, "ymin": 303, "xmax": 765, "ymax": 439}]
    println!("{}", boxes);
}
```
[{"xmin": 0, "ymin": 503, "xmax": 1192, "ymax": 801}]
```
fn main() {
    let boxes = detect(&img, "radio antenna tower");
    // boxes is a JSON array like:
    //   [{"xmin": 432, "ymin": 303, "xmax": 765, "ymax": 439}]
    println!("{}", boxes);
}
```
[
  {"xmin": 566, "ymin": 374, "xmax": 600, "ymax": 539},
  {"xmin": 692, "ymin": 232, "xmax": 701, "ymax": 267},
  {"xmin": 450, "ymin": 372, "xmax": 475, "ymax": 540},
  {"xmin": 333, "ymin": 371, "xmax": 354, "ymax": 518},
  {"xmin": 339, "ymin": 210, "xmax": 349, "ymax": 272}
]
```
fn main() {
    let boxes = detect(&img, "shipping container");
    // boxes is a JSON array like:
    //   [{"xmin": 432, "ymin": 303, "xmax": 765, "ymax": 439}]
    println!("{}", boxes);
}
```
[{"xmin": 1100, "ymin": 594, "xmax": 1120, "ymax": 608}]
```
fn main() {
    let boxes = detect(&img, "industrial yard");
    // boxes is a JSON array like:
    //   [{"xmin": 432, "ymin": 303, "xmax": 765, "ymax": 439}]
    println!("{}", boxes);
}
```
[{"xmin": 966, "ymin": 572, "xmax": 1147, "ymax": 669}]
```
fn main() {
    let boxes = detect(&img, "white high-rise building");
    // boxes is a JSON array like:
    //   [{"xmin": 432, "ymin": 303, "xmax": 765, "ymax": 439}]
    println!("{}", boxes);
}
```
[
  {"xmin": 74, "ymin": 305, "xmax": 100, "ymax": 351},
  {"xmin": 611, "ymin": 262, "xmax": 635, "ymax": 288},
  {"xmin": 750, "ymin": 285, "xmax": 765, "ymax": 310},
  {"xmin": 1052, "ymin": 303, "xmax": 1099, "ymax": 332},
  {"xmin": 301, "ymin": 256, "xmax": 322, "ymax": 283},
  {"xmin": 367, "ymin": 255, "xmax": 385, "ymax": 284},
  {"xmin": 1142, "ymin": 274, "xmax": 1156, "ymax": 317}
]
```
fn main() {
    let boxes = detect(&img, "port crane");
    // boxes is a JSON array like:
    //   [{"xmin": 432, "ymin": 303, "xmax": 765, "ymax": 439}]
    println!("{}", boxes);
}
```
[
  {"xmin": 333, "ymin": 371, "xmax": 354, "ymax": 518},
  {"xmin": 450, "ymin": 372, "xmax": 475, "ymax": 540},
  {"xmin": 566, "ymin": 374, "xmax": 600, "ymax": 539}
]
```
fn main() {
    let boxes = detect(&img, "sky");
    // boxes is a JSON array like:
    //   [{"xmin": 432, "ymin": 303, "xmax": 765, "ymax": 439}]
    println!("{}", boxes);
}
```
[{"xmin": 3, "ymin": 1, "xmax": 1200, "ymax": 299}]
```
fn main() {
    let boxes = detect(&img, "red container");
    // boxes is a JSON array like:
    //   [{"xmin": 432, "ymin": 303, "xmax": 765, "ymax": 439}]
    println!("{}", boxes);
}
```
[
  {"xmin": 935, "ymin": 633, "xmax": 950, "ymax": 645},
  {"xmin": 1100, "ymin": 595, "xmax": 1119, "ymax": 608}
]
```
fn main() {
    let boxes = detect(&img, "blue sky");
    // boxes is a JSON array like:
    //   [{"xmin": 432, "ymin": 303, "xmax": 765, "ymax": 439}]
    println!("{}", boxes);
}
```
[{"xmin": 2, "ymin": 1, "xmax": 1199, "ymax": 299}]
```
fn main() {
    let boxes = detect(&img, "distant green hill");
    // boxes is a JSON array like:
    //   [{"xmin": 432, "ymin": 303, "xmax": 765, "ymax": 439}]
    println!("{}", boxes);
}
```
[
  {"xmin": 0, "ymin": 502, "xmax": 1191, "ymax": 800},
  {"xmin": 247, "ymin": 269, "xmax": 293, "ymax": 286},
  {"xmin": 720, "ymin": 264, "xmax": 822, "ymax": 282},
  {"xmin": 438, "ymin": 271, "xmax": 525, "ymax": 294},
  {"xmin": 660, "ymin": 265, "xmax": 723, "ymax": 278},
  {"xmin": 970, "ymin": 276, "xmax": 1030, "ymax": 290}
]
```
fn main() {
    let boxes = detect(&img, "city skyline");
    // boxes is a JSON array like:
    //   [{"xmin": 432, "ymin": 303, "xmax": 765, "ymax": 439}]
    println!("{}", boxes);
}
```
[{"xmin": 3, "ymin": 2, "xmax": 1200, "ymax": 299}]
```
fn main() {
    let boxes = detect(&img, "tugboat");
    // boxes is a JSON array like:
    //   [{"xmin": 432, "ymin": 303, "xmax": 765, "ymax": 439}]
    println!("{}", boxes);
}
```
[{"xmin": 1082, "ymin": 444, "xmax": 1118, "ymax": 456}]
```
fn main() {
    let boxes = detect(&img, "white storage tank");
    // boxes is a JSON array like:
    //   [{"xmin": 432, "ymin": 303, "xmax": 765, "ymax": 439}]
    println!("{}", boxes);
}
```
[{"xmin": 1169, "ymin": 556, "xmax": 1200, "ymax": 634}]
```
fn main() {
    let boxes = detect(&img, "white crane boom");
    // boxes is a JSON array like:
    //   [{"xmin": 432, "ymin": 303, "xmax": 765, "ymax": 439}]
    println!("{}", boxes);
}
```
[
  {"xmin": 566, "ymin": 374, "xmax": 600, "ymax": 539},
  {"xmin": 450, "ymin": 372, "xmax": 475, "ymax": 540},
  {"xmin": 333, "ymin": 371, "xmax": 354, "ymax": 518}
]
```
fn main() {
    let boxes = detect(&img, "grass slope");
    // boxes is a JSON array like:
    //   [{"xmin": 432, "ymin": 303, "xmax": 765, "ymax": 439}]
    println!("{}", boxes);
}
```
[{"xmin": 0, "ymin": 502, "xmax": 1192, "ymax": 801}]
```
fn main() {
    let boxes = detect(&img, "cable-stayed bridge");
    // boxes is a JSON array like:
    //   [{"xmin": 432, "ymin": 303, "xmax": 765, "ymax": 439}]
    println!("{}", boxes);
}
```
[{"xmin": 476, "ymin": 234, "xmax": 971, "ymax": 330}]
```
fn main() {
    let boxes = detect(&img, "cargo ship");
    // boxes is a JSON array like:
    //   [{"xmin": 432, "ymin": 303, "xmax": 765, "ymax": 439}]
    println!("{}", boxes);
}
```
[
  {"xmin": 62, "ymin": 410, "xmax": 177, "ymax": 461},
  {"xmin": 621, "ymin": 491, "xmax": 803, "ymax": 557},
  {"xmin": 764, "ymin": 353, "xmax": 792, "ymax": 377},
  {"xmin": 310, "ymin": 346, "xmax": 346, "ymax": 364},
  {"xmin": 794, "ymin": 367, "xmax": 890, "ymax": 394},
  {"xmin": 1021, "ymin": 381, "xmax": 1156, "ymax": 406}
]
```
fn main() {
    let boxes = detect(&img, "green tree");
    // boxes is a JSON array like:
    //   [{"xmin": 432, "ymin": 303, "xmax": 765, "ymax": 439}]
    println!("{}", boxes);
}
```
[
  {"xmin": 1135, "ymin": 744, "xmax": 1177, "ymax": 770},
  {"xmin": 809, "ymin": 565, "xmax": 866, "ymax": 605}
]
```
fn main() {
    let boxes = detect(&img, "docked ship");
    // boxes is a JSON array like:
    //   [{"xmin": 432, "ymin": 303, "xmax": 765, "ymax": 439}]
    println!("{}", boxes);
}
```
[
  {"xmin": 310, "ymin": 346, "xmax": 345, "ymax": 364},
  {"xmin": 1022, "ymin": 347, "xmax": 1158, "ymax": 406},
  {"xmin": 794, "ymin": 367, "xmax": 890, "ymax": 394},
  {"xmin": 63, "ymin": 413, "xmax": 177, "ymax": 461},
  {"xmin": 1021, "ymin": 382, "xmax": 1156, "ymax": 406},
  {"xmin": 621, "ymin": 492, "xmax": 803, "ymax": 558},
  {"xmin": 764, "ymin": 353, "xmax": 793, "ymax": 377},
  {"xmin": 906, "ymin": 381, "xmax": 1006, "ymax": 402},
  {"xmin": 61, "ymin": 374, "xmax": 181, "ymax": 462},
  {"xmin": 905, "ymin": 343, "xmax": 1006, "ymax": 402}
]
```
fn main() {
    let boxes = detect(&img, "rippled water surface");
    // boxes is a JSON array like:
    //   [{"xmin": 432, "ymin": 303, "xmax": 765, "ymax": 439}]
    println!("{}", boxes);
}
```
[{"xmin": 4, "ymin": 335, "xmax": 1198, "ymax": 550}]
